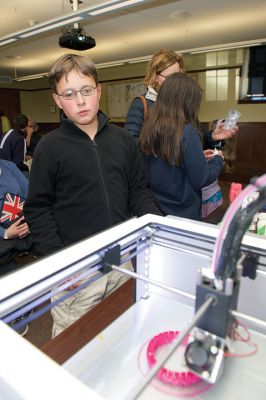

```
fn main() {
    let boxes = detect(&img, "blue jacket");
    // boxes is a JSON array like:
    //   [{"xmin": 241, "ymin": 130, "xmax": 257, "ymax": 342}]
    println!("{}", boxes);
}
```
[
  {"xmin": 142, "ymin": 124, "xmax": 224, "ymax": 220},
  {"xmin": 0, "ymin": 159, "xmax": 28, "ymax": 237},
  {"xmin": 0, "ymin": 128, "xmax": 28, "ymax": 171}
]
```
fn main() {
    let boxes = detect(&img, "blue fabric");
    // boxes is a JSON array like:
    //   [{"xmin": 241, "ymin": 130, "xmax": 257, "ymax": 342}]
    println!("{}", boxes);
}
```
[
  {"xmin": 202, "ymin": 190, "xmax": 223, "ymax": 218},
  {"xmin": 202, "ymin": 190, "xmax": 223, "ymax": 205},
  {"xmin": 0, "ymin": 128, "xmax": 28, "ymax": 171},
  {"xmin": 124, "ymin": 96, "xmax": 154, "ymax": 138},
  {"xmin": 0, "ymin": 160, "xmax": 28, "ymax": 237},
  {"xmin": 142, "ymin": 124, "xmax": 224, "ymax": 220}
]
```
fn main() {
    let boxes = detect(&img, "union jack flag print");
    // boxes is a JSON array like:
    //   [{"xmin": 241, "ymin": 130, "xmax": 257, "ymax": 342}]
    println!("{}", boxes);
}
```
[{"xmin": 0, "ymin": 192, "xmax": 25, "ymax": 225}]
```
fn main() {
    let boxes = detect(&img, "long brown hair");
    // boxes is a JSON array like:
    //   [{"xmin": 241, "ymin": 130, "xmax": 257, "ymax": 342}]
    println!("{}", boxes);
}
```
[{"xmin": 139, "ymin": 73, "xmax": 202, "ymax": 165}]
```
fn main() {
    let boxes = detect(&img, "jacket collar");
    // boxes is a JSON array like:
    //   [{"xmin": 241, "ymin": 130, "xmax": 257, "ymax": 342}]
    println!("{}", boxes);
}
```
[{"xmin": 61, "ymin": 110, "xmax": 109, "ymax": 137}]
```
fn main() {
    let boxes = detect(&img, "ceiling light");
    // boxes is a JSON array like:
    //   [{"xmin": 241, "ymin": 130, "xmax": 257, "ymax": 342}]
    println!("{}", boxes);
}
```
[
  {"xmin": 128, "ymin": 59, "xmax": 148, "ymax": 64},
  {"xmin": 189, "ymin": 42, "xmax": 263, "ymax": 54},
  {"xmin": 0, "ymin": 38, "xmax": 17, "ymax": 46},
  {"xmin": 127, "ymin": 56, "xmax": 152, "ymax": 63},
  {"xmin": 14, "ymin": 73, "xmax": 48, "ymax": 82},
  {"xmin": 97, "ymin": 62, "xmax": 125, "ymax": 68},
  {"xmin": 0, "ymin": 0, "xmax": 150, "ymax": 47},
  {"xmin": 89, "ymin": 0, "xmax": 145, "ymax": 16},
  {"xmin": 19, "ymin": 17, "xmax": 83, "ymax": 38}
]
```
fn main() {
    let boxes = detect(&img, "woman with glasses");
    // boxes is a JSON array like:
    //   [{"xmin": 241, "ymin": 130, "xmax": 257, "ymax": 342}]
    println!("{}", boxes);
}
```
[{"xmin": 125, "ymin": 49, "xmax": 183, "ymax": 140}]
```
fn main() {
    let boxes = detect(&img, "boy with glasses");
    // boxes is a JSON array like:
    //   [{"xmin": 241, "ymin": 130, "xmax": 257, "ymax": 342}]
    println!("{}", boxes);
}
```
[{"xmin": 24, "ymin": 53, "xmax": 160, "ymax": 336}]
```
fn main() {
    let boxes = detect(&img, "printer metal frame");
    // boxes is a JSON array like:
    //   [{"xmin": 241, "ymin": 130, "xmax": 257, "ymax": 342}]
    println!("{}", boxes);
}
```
[{"xmin": 0, "ymin": 214, "xmax": 266, "ymax": 399}]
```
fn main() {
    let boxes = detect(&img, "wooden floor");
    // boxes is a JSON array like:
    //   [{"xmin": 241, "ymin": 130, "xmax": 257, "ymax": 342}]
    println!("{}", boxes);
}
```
[
  {"xmin": 25, "ymin": 304, "xmax": 53, "ymax": 347},
  {"xmin": 13, "ymin": 254, "xmax": 53, "ymax": 347}
]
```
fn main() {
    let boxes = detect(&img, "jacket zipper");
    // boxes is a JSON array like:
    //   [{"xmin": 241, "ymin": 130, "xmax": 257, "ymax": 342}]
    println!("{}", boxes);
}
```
[{"xmin": 92, "ymin": 139, "xmax": 112, "ymax": 225}]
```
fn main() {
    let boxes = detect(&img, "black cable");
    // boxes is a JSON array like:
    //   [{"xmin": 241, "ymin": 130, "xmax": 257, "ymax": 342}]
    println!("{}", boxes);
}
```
[{"xmin": 215, "ymin": 187, "xmax": 266, "ymax": 281}]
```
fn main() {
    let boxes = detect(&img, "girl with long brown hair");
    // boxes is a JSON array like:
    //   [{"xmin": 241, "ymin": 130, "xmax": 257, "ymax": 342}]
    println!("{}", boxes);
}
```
[{"xmin": 139, "ymin": 73, "xmax": 224, "ymax": 220}]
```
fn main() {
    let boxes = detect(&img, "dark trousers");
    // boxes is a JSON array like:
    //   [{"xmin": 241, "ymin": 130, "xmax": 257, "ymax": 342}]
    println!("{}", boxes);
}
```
[{"xmin": 0, "ymin": 258, "xmax": 18, "ymax": 276}]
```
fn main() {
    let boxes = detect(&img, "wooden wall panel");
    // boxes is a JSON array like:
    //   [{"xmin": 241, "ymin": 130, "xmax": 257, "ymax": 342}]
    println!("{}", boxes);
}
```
[
  {"xmin": 221, "ymin": 122, "xmax": 266, "ymax": 183},
  {"xmin": 0, "ymin": 88, "xmax": 20, "ymax": 123}
]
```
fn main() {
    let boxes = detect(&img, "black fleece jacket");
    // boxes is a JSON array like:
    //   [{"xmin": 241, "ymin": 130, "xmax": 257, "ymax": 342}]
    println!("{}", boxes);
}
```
[{"xmin": 24, "ymin": 111, "xmax": 160, "ymax": 256}]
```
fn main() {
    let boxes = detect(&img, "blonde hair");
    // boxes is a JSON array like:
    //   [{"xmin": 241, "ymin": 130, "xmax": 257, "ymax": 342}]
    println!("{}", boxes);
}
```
[{"xmin": 144, "ymin": 49, "xmax": 184, "ymax": 90}]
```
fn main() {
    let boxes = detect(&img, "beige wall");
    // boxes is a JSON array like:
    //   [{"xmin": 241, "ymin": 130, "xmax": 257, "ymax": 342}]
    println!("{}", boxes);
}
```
[
  {"xmin": 14, "ymin": 48, "xmax": 266, "ymax": 124},
  {"xmin": 20, "ymin": 89, "xmax": 60, "ymax": 122}
]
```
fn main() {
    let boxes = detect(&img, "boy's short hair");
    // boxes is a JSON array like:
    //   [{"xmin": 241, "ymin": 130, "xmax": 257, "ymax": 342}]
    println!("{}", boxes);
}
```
[
  {"xmin": 48, "ymin": 53, "xmax": 99, "ymax": 93},
  {"xmin": 13, "ymin": 114, "xmax": 28, "ymax": 130}
]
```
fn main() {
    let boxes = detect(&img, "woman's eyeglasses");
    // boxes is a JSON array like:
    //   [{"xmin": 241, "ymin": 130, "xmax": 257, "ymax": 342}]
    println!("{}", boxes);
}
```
[
  {"xmin": 158, "ymin": 73, "xmax": 168, "ymax": 79},
  {"xmin": 57, "ymin": 86, "xmax": 97, "ymax": 100}
]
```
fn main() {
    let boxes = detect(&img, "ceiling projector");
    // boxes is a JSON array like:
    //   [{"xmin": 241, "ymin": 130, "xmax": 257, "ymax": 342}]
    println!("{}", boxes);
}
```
[{"xmin": 59, "ymin": 28, "xmax": 96, "ymax": 51}]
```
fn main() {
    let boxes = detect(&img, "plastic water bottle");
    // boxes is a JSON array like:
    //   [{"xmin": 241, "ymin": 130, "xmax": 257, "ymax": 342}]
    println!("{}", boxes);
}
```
[{"xmin": 223, "ymin": 109, "xmax": 241, "ymax": 130}]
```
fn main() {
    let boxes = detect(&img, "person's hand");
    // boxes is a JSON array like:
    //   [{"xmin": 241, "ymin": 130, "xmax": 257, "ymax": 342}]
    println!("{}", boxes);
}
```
[
  {"xmin": 215, "ymin": 150, "xmax": 224, "ymax": 160},
  {"xmin": 26, "ymin": 126, "xmax": 34, "ymax": 136},
  {"xmin": 6, "ymin": 218, "xmax": 30, "ymax": 239},
  {"xmin": 25, "ymin": 126, "xmax": 34, "ymax": 146},
  {"xmin": 204, "ymin": 149, "xmax": 224, "ymax": 161},
  {"xmin": 64, "ymin": 274, "xmax": 82, "ymax": 291},
  {"xmin": 203, "ymin": 149, "xmax": 215, "ymax": 160},
  {"xmin": 212, "ymin": 119, "xmax": 239, "ymax": 142}
]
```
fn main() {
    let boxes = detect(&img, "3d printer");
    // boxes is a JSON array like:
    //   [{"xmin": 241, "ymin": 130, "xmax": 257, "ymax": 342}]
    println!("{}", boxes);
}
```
[{"xmin": 0, "ymin": 175, "xmax": 266, "ymax": 399}]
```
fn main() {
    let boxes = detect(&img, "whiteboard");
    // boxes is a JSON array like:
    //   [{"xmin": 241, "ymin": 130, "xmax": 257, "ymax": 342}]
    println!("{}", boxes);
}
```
[{"xmin": 107, "ymin": 79, "xmax": 146, "ymax": 118}]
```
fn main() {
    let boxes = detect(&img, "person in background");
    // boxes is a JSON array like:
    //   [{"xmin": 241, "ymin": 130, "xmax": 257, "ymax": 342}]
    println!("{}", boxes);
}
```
[
  {"xmin": 0, "ymin": 110, "xmax": 11, "ymax": 135},
  {"xmin": 125, "ymin": 49, "xmax": 184, "ymax": 139},
  {"xmin": 24, "ymin": 53, "xmax": 161, "ymax": 336},
  {"xmin": 26, "ymin": 118, "xmax": 42, "ymax": 158},
  {"xmin": 139, "ymin": 73, "xmax": 225, "ymax": 221},
  {"xmin": 0, "ymin": 155, "xmax": 32, "ymax": 337},
  {"xmin": 0, "ymin": 114, "xmax": 29, "ymax": 177},
  {"xmin": 125, "ymin": 48, "xmax": 239, "ymax": 149},
  {"xmin": 201, "ymin": 120, "xmax": 225, "ymax": 219},
  {"xmin": 25, "ymin": 118, "xmax": 43, "ymax": 171},
  {"xmin": 0, "ymin": 157, "xmax": 29, "ymax": 274}
]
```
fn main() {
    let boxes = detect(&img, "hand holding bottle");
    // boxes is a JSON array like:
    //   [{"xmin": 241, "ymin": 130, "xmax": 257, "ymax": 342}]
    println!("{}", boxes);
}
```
[{"xmin": 212, "ymin": 117, "xmax": 239, "ymax": 141}]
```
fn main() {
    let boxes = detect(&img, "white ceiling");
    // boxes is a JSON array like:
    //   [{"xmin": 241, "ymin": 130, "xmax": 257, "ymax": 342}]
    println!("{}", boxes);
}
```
[{"xmin": 0, "ymin": 0, "xmax": 266, "ymax": 79}]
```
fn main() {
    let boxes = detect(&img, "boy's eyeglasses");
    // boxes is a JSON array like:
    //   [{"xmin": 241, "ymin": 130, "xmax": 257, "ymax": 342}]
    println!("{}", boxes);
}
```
[{"xmin": 57, "ymin": 86, "xmax": 97, "ymax": 100}]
